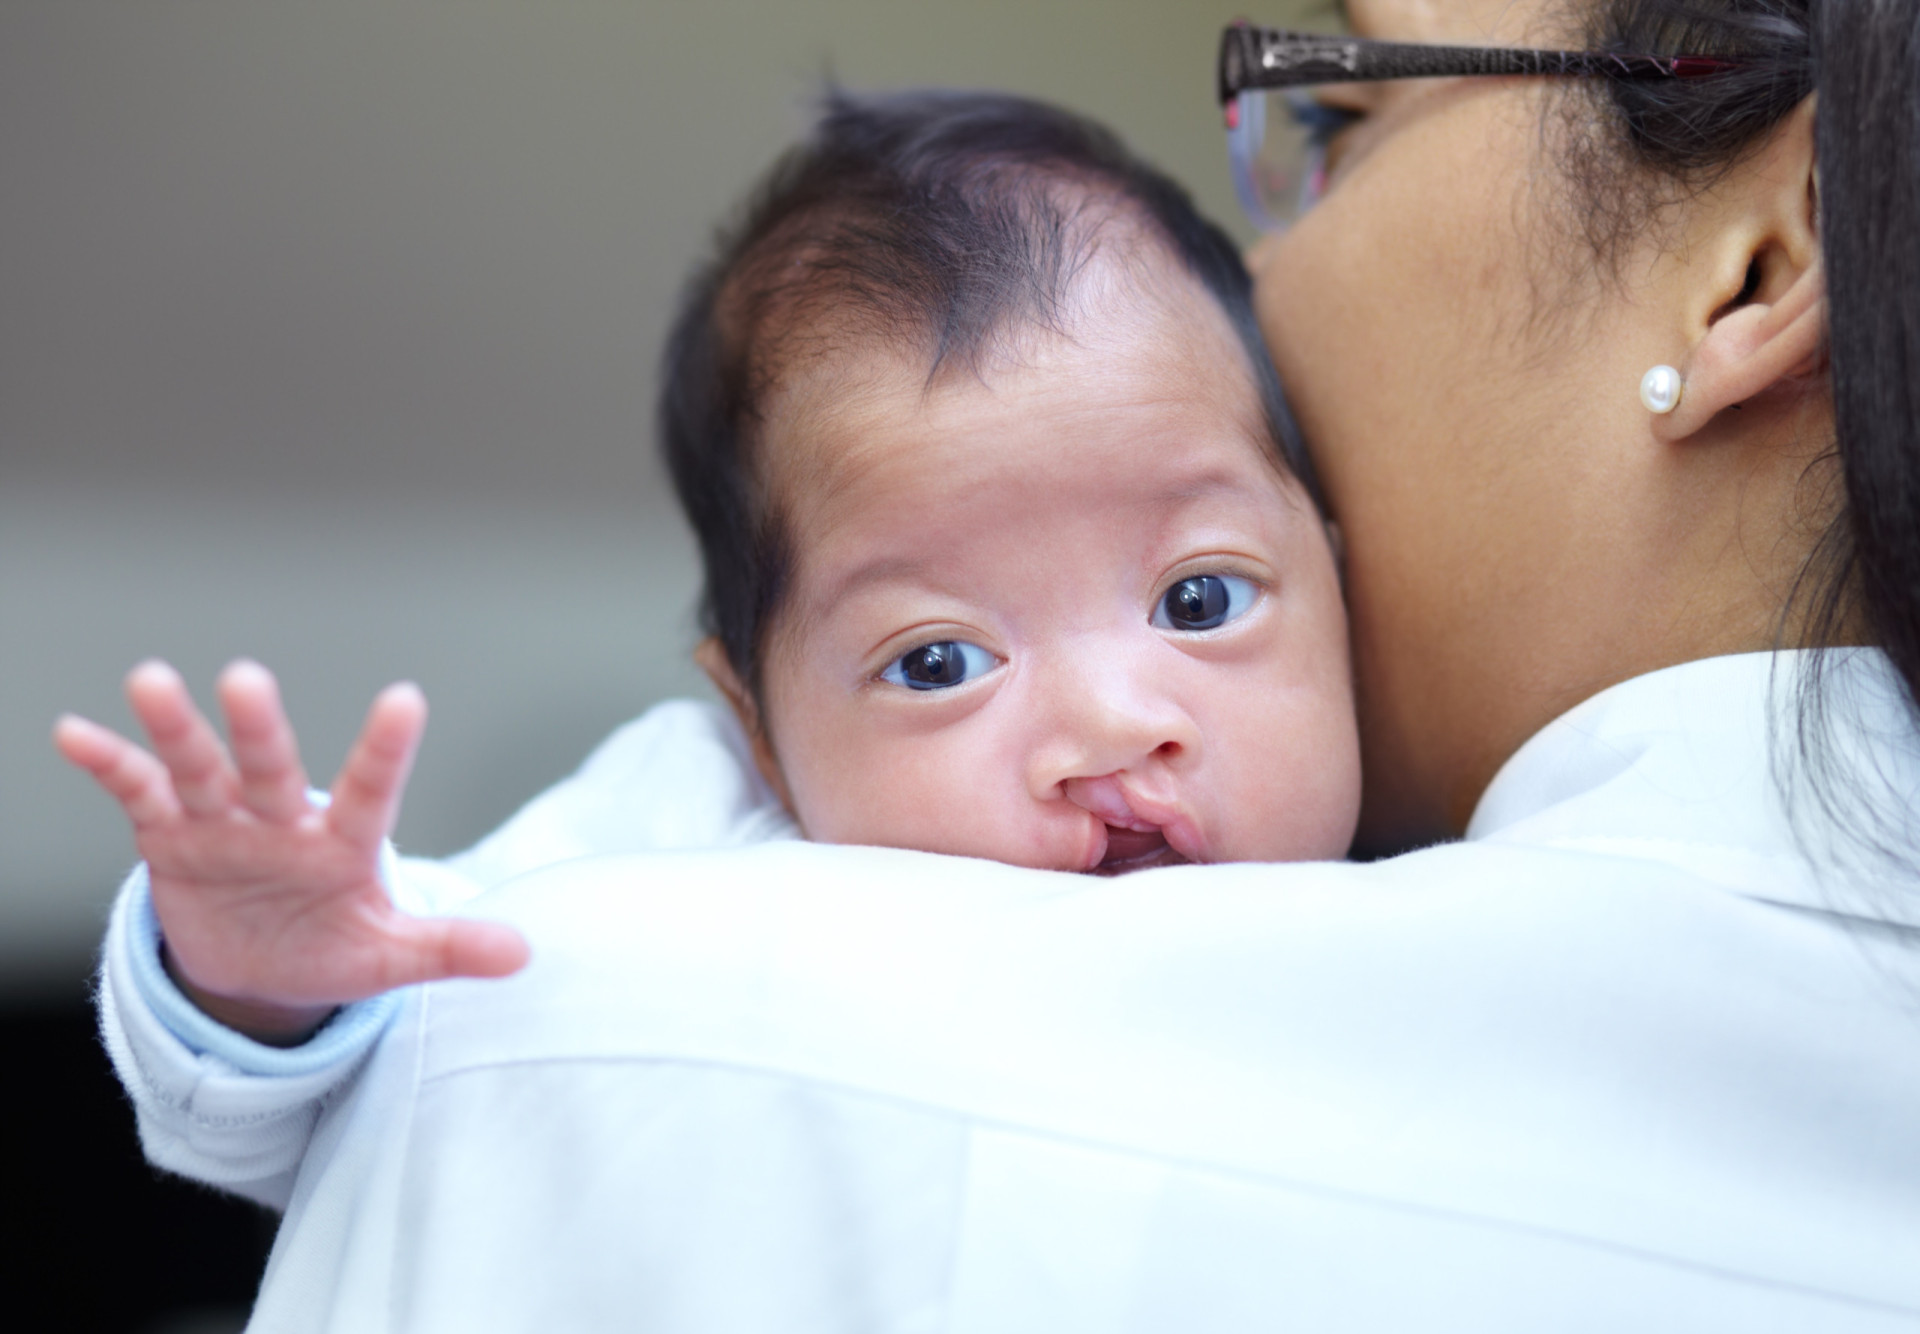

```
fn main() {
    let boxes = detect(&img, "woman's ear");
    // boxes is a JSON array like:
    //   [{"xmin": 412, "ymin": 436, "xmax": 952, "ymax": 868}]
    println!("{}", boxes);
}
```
[
  {"xmin": 693, "ymin": 636, "xmax": 795, "ymax": 812},
  {"xmin": 1655, "ymin": 99, "xmax": 1827, "ymax": 442},
  {"xmin": 1657, "ymin": 262, "xmax": 1826, "ymax": 440}
]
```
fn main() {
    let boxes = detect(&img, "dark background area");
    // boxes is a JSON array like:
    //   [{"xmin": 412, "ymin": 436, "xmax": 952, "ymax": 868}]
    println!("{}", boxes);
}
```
[{"xmin": 7, "ymin": 995, "xmax": 272, "ymax": 1332}]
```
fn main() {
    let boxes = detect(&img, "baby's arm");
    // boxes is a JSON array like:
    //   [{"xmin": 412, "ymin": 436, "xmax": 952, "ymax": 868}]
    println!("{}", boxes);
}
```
[
  {"xmin": 59, "ymin": 661, "xmax": 530, "ymax": 1205},
  {"xmin": 57, "ymin": 660, "xmax": 529, "ymax": 1041},
  {"xmin": 64, "ymin": 661, "xmax": 793, "ymax": 1205}
]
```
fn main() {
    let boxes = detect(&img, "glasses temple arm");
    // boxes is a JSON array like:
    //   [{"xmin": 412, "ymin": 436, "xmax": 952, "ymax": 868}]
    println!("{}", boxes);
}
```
[{"xmin": 1219, "ymin": 26, "xmax": 1744, "ymax": 104}]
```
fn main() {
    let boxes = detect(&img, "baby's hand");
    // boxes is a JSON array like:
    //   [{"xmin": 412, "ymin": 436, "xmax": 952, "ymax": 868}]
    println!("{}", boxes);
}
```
[{"xmin": 55, "ymin": 660, "xmax": 529, "ymax": 1045}]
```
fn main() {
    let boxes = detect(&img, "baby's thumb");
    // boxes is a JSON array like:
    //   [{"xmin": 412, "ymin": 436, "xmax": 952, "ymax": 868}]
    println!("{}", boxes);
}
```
[{"xmin": 390, "ymin": 916, "xmax": 531, "ymax": 987}]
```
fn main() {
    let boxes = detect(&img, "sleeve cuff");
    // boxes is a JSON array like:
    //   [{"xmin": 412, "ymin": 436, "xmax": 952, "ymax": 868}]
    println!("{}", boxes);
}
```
[{"xmin": 122, "ymin": 868, "xmax": 397, "ymax": 1078}]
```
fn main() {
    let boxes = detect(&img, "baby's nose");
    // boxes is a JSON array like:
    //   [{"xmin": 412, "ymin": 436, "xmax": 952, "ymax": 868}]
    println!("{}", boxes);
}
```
[{"xmin": 1023, "ymin": 634, "xmax": 1202, "ymax": 800}]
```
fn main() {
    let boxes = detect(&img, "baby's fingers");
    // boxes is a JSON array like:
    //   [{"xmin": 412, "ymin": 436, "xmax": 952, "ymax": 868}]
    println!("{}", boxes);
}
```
[
  {"xmin": 53, "ymin": 714, "xmax": 182, "ymax": 828},
  {"xmin": 326, "ymin": 683, "xmax": 427, "ymax": 851},
  {"xmin": 125, "ymin": 661, "xmax": 238, "ymax": 818},
  {"xmin": 217, "ymin": 660, "xmax": 312, "ymax": 824}
]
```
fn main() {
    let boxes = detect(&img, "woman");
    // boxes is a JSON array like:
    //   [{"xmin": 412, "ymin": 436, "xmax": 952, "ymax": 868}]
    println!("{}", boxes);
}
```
[
  {"xmin": 78, "ymin": 0, "xmax": 1919, "ymax": 1328},
  {"xmin": 1244, "ymin": 0, "xmax": 1918, "ymax": 866}
]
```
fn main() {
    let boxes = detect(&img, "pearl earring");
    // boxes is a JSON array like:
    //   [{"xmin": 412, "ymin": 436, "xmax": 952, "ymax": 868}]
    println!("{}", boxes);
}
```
[{"xmin": 1640, "ymin": 364, "xmax": 1683, "ymax": 415}]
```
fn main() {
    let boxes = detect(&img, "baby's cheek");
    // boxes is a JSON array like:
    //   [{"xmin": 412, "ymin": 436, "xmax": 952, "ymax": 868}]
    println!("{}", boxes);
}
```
[
  {"xmin": 781, "ymin": 724, "xmax": 1082, "ymax": 869},
  {"xmin": 1191, "ymin": 607, "xmax": 1360, "ymax": 862},
  {"xmin": 1215, "ymin": 682, "xmax": 1362, "ymax": 863},
  {"xmin": 1231, "ymin": 539, "xmax": 1361, "ymax": 861}
]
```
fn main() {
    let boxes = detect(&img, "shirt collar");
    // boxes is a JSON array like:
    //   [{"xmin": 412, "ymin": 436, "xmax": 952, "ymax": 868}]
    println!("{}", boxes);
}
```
[{"xmin": 1466, "ymin": 649, "xmax": 1920, "ymax": 924}]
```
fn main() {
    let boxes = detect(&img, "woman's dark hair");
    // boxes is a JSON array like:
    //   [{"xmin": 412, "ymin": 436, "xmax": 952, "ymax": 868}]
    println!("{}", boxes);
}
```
[
  {"xmin": 659, "ymin": 89, "xmax": 1311, "ymax": 701},
  {"xmin": 1571, "ymin": 0, "xmax": 1918, "ymax": 873}
]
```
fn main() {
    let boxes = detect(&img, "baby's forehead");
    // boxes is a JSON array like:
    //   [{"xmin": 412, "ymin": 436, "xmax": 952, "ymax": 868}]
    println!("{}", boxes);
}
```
[{"xmin": 759, "ymin": 246, "xmax": 1280, "ymax": 511}]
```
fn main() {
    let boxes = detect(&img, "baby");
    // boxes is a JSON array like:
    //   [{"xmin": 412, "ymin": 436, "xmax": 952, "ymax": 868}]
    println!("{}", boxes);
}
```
[{"xmin": 58, "ymin": 91, "xmax": 1360, "ymax": 1048}]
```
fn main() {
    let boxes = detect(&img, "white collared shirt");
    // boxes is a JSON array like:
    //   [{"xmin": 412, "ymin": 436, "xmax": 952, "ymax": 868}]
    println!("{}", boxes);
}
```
[{"xmin": 102, "ymin": 651, "xmax": 1920, "ymax": 1330}]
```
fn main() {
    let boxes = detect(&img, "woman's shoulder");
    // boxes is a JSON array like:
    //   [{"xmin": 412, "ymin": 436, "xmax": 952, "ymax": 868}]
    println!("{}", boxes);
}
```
[{"xmin": 1466, "ymin": 648, "xmax": 1919, "ymax": 927}]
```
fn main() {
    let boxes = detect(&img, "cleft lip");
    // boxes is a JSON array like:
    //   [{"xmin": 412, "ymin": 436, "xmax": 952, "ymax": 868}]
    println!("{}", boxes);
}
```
[
  {"xmin": 1063, "ymin": 772, "xmax": 1208, "ymax": 873},
  {"xmin": 1090, "ymin": 823, "xmax": 1193, "ymax": 876}
]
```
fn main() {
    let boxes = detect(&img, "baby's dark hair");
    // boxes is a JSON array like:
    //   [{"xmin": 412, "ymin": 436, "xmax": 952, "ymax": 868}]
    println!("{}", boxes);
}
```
[{"xmin": 659, "ymin": 88, "xmax": 1313, "ymax": 699}]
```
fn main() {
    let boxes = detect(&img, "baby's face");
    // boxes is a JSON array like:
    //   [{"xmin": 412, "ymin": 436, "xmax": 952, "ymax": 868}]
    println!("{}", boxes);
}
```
[{"xmin": 733, "ymin": 260, "xmax": 1360, "ymax": 871}]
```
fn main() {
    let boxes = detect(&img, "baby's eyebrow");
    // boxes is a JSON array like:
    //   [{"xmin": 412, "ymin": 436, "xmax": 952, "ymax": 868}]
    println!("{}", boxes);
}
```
[
  {"xmin": 812, "ymin": 553, "xmax": 940, "ymax": 613},
  {"xmin": 1140, "ymin": 463, "xmax": 1295, "ymax": 516},
  {"xmin": 829, "ymin": 479, "xmax": 1275, "ymax": 594},
  {"xmin": 1158, "ymin": 472, "xmax": 1263, "ymax": 505}
]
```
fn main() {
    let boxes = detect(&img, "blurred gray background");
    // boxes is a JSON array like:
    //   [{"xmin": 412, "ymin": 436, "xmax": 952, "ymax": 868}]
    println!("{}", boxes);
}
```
[{"xmin": 2, "ymin": 0, "xmax": 1331, "ymax": 998}]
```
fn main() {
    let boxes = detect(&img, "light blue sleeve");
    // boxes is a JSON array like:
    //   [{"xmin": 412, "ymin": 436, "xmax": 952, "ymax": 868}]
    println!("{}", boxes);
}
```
[{"xmin": 118, "ymin": 861, "xmax": 400, "ymax": 1078}]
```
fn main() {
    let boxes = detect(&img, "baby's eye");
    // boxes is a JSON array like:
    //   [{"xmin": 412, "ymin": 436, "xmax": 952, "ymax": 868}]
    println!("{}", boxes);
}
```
[
  {"xmin": 1151, "ymin": 574, "xmax": 1259, "ymax": 632},
  {"xmin": 880, "ymin": 640, "xmax": 999, "ymax": 691}
]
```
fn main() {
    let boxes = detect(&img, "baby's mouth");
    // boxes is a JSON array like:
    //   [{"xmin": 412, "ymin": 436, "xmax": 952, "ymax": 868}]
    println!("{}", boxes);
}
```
[{"xmin": 1093, "ymin": 824, "xmax": 1190, "ymax": 876}]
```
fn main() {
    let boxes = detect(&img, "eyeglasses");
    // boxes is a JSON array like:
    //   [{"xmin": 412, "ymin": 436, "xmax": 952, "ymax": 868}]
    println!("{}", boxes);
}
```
[{"xmin": 1218, "ymin": 24, "xmax": 1744, "ymax": 231}]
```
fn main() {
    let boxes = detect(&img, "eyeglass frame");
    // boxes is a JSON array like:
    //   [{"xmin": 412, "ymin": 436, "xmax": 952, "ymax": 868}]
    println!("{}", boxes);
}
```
[{"xmin": 1217, "ymin": 23, "xmax": 1746, "ymax": 229}]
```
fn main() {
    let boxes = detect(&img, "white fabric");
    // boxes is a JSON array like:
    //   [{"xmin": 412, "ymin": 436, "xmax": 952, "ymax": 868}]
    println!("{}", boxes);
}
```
[
  {"xmin": 95, "ymin": 699, "xmax": 795, "ymax": 1207},
  {"xmin": 229, "ymin": 650, "xmax": 1920, "ymax": 1331}
]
